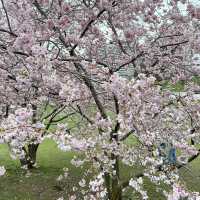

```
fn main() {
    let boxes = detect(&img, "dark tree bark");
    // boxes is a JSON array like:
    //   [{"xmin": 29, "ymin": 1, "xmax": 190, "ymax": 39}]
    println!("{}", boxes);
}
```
[{"xmin": 20, "ymin": 143, "xmax": 39, "ymax": 169}]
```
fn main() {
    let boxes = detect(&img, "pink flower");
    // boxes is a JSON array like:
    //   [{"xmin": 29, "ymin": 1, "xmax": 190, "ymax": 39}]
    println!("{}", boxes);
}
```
[
  {"xmin": 47, "ymin": 19, "xmax": 55, "ymax": 30},
  {"xmin": 62, "ymin": 2, "xmax": 70, "ymax": 12},
  {"xmin": 59, "ymin": 16, "xmax": 70, "ymax": 29},
  {"xmin": 70, "ymin": 138, "xmax": 87, "ymax": 151}
]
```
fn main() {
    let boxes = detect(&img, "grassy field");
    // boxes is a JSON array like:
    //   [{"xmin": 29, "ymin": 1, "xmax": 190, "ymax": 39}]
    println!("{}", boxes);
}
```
[
  {"xmin": 0, "ymin": 139, "xmax": 200, "ymax": 200},
  {"xmin": 0, "ymin": 139, "xmax": 82, "ymax": 200}
]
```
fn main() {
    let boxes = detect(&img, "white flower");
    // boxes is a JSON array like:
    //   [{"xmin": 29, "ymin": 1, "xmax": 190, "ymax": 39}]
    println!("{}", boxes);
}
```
[
  {"xmin": 57, "ymin": 197, "xmax": 64, "ymax": 200},
  {"xmin": 137, "ymin": 177, "xmax": 143, "ymax": 184},
  {"xmin": 33, "ymin": 122, "xmax": 45, "ymax": 129},
  {"xmin": 70, "ymin": 138, "xmax": 87, "ymax": 151},
  {"xmin": 69, "ymin": 195, "xmax": 76, "ymax": 200},
  {"xmin": 71, "ymin": 158, "xmax": 84, "ymax": 167},
  {"xmin": 0, "ymin": 137, "xmax": 4, "ymax": 144},
  {"xmin": 64, "ymin": 172, "xmax": 68, "ymax": 178},
  {"xmin": 129, "ymin": 179, "xmax": 139, "ymax": 190},
  {"xmin": 79, "ymin": 179, "xmax": 86, "ymax": 187},
  {"xmin": 56, "ymin": 175, "xmax": 63, "ymax": 181},
  {"xmin": 58, "ymin": 144, "xmax": 71, "ymax": 151},
  {"xmin": 0, "ymin": 166, "xmax": 6, "ymax": 176},
  {"xmin": 100, "ymin": 190, "xmax": 107, "ymax": 198}
]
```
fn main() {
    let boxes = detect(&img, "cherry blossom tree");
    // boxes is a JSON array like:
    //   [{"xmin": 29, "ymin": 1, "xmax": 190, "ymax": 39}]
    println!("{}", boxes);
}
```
[{"xmin": 0, "ymin": 0, "xmax": 200, "ymax": 199}]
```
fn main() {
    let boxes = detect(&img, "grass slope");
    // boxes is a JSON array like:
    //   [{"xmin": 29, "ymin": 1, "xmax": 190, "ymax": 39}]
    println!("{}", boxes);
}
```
[
  {"xmin": 0, "ymin": 139, "xmax": 200, "ymax": 200},
  {"xmin": 0, "ymin": 139, "xmax": 82, "ymax": 200}
]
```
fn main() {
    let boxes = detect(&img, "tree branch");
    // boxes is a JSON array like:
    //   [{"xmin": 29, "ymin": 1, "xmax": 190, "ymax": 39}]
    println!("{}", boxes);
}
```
[
  {"xmin": 107, "ymin": 12, "xmax": 127, "ymax": 54},
  {"xmin": 160, "ymin": 40, "xmax": 188, "ymax": 48},
  {"xmin": 0, "ymin": 28, "xmax": 17, "ymax": 37},
  {"xmin": 70, "ymin": 8, "xmax": 106, "ymax": 53},
  {"xmin": 113, "ymin": 51, "xmax": 144, "ymax": 73},
  {"xmin": 0, "ymin": 0, "xmax": 13, "ymax": 33}
]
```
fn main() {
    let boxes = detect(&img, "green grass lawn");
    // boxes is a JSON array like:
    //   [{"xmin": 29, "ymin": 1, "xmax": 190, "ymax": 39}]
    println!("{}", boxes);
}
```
[
  {"xmin": 0, "ymin": 139, "xmax": 200, "ymax": 200},
  {"xmin": 0, "ymin": 139, "xmax": 84, "ymax": 200}
]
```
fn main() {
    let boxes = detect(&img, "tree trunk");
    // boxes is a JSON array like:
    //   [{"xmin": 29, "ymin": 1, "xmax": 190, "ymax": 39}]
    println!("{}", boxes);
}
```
[
  {"xmin": 19, "ymin": 104, "xmax": 40, "ymax": 169},
  {"xmin": 20, "ymin": 143, "xmax": 39, "ymax": 169},
  {"xmin": 28, "ymin": 143, "xmax": 39, "ymax": 166},
  {"xmin": 104, "ymin": 172, "xmax": 111, "ymax": 199},
  {"xmin": 111, "ymin": 155, "xmax": 122, "ymax": 200}
]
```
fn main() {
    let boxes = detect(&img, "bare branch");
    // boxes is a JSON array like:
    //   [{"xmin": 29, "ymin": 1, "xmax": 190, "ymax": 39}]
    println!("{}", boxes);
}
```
[
  {"xmin": 113, "ymin": 51, "xmax": 144, "ymax": 73},
  {"xmin": 0, "ymin": 0, "xmax": 13, "ymax": 33},
  {"xmin": 160, "ymin": 40, "xmax": 189, "ymax": 49},
  {"xmin": 51, "ymin": 112, "xmax": 76, "ymax": 123},
  {"xmin": 0, "ymin": 28, "xmax": 17, "ymax": 37}
]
